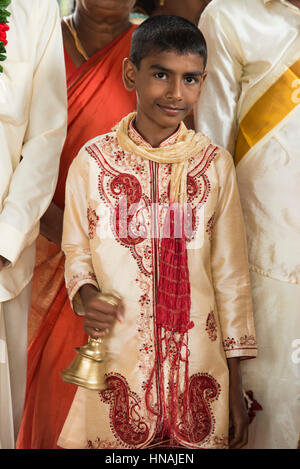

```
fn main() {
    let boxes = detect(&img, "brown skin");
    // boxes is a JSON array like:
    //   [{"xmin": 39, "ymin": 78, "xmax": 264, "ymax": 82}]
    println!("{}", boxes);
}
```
[
  {"xmin": 228, "ymin": 357, "xmax": 249, "ymax": 449},
  {"xmin": 40, "ymin": 0, "xmax": 135, "ymax": 246},
  {"xmin": 123, "ymin": 51, "xmax": 207, "ymax": 146},
  {"xmin": 150, "ymin": 0, "xmax": 212, "ymax": 129},
  {"xmin": 63, "ymin": 0, "xmax": 135, "ymax": 67},
  {"xmin": 289, "ymin": 0, "xmax": 300, "ymax": 8},
  {"xmin": 80, "ymin": 284, "xmax": 124, "ymax": 339},
  {"xmin": 0, "ymin": 255, "xmax": 7, "ymax": 271},
  {"xmin": 152, "ymin": 0, "xmax": 212, "ymax": 25}
]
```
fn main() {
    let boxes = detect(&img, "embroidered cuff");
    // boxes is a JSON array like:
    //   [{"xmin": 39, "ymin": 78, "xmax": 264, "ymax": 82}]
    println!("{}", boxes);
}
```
[
  {"xmin": 223, "ymin": 335, "xmax": 257, "ymax": 360},
  {"xmin": 66, "ymin": 272, "xmax": 99, "ymax": 316}
]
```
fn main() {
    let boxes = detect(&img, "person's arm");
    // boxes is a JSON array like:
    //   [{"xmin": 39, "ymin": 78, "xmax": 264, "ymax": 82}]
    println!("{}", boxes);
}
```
[
  {"xmin": 0, "ymin": 0, "xmax": 67, "ymax": 268},
  {"xmin": 62, "ymin": 151, "xmax": 123, "ymax": 339},
  {"xmin": 210, "ymin": 150, "xmax": 257, "ymax": 448},
  {"xmin": 40, "ymin": 202, "xmax": 64, "ymax": 246},
  {"xmin": 195, "ymin": 4, "xmax": 243, "ymax": 153},
  {"xmin": 227, "ymin": 357, "xmax": 248, "ymax": 449}
]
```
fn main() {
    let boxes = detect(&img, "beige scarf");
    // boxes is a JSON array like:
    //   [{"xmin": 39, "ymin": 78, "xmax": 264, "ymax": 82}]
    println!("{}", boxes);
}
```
[{"xmin": 116, "ymin": 112, "xmax": 208, "ymax": 204}]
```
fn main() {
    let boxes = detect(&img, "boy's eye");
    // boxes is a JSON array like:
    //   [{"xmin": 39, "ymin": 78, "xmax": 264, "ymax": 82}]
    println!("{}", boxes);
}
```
[
  {"xmin": 184, "ymin": 76, "xmax": 198, "ymax": 84},
  {"xmin": 154, "ymin": 72, "xmax": 167, "ymax": 80}
]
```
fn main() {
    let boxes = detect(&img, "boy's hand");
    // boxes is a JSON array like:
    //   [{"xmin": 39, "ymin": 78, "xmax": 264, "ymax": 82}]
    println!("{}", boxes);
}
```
[
  {"xmin": 79, "ymin": 284, "xmax": 124, "ymax": 339},
  {"xmin": 227, "ymin": 357, "xmax": 249, "ymax": 449}
]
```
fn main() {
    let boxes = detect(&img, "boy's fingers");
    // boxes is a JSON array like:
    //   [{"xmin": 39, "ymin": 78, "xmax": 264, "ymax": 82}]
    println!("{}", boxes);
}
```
[
  {"xmin": 85, "ymin": 326, "xmax": 109, "ymax": 339},
  {"xmin": 84, "ymin": 316, "xmax": 112, "ymax": 330},
  {"xmin": 90, "ymin": 299, "xmax": 117, "ymax": 314},
  {"xmin": 116, "ymin": 301, "xmax": 125, "ymax": 323},
  {"xmin": 229, "ymin": 422, "xmax": 248, "ymax": 449},
  {"xmin": 84, "ymin": 294, "xmax": 124, "ymax": 333},
  {"xmin": 85, "ymin": 309, "xmax": 115, "ymax": 323},
  {"xmin": 97, "ymin": 293, "xmax": 125, "ymax": 323}
]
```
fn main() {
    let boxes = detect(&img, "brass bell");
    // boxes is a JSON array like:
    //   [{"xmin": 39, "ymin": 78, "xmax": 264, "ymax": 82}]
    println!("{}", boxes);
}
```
[
  {"xmin": 61, "ymin": 293, "xmax": 120, "ymax": 391},
  {"xmin": 61, "ymin": 336, "xmax": 107, "ymax": 390}
]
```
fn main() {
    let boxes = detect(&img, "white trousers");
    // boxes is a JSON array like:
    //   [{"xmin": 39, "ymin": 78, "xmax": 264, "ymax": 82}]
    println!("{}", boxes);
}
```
[
  {"xmin": 241, "ymin": 271, "xmax": 300, "ymax": 449},
  {"xmin": 0, "ymin": 283, "xmax": 31, "ymax": 449}
]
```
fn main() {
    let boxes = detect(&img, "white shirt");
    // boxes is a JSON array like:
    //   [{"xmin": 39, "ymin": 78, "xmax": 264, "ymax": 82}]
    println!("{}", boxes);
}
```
[
  {"xmin": 0, "ymin": 0, "xmax": 67, "ymax": 301},
  {"xmin": 196, "ymin": 0, "xmax": 300, "ymax": 152},
  {"xmin": 196, "ymin": 0, "xmax": 300, "ymax": 284}
]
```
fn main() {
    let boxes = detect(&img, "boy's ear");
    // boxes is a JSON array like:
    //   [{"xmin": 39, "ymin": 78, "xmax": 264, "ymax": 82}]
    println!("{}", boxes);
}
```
[
  {"xmin": 197, "ymin": 71, "xmax": 208, "ymax": 98},
  {"xmin": 123, "ymin": 58, "xmax": 137, "ymax": 92},
  {"xmin": 202, "ymin": 71, "xmax": 208, "ymax": 84}
]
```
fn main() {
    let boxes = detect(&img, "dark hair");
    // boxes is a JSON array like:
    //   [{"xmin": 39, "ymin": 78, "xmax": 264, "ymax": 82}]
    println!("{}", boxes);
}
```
[
  {"xmin": 130, "ymin": 15, "xmax": 207, "ymax": 69},
  {"xmin": 132, "ymin": 0, "xmax": 156, "ymax": 16}
]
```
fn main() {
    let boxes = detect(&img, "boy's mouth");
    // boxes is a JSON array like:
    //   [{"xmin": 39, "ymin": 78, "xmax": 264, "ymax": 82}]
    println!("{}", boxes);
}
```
[{"xmin": 157, "ymin": 104, "xmax": 186, "ymax": 116}]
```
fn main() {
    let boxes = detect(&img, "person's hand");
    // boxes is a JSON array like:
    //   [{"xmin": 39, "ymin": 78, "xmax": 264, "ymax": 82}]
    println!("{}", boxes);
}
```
[
  {"xmin": 79, "ymin": 284, "xmax": 124, "ymax": 339},
  {"xmin": 0, "ymin": 255, "xmax": 9, "ymax": 272},
  {"xmin": 228, "ymin": 357, "xmax": 249, "ymax": 449}
]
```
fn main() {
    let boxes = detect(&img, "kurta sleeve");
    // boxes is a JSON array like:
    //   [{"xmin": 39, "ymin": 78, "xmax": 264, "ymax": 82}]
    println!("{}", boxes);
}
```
[
  {"xmin": 62, "ymin": 150, "xmax": 99, "ymax": 315},
  {"xmin": 195, "ymin": 4, "xmax": 242, "ymax": 154},
  {"xmin": 0, "ymin": 0, "xmax": 67, "ymax": 265},
  {"xmin": 211, "ymin": 150, "xmax": 257, "ymax": 359}
]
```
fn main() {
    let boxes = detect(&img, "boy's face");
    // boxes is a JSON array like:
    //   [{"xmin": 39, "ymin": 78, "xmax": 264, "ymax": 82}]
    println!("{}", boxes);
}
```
[{"xmin": 123, "ymin": 50, "xmax": 206, "ymax": 135}]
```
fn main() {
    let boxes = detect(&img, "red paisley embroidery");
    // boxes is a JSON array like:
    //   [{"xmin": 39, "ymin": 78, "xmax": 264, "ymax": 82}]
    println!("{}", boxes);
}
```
[
  {"xmin": 111, "ymin": 173, "xmax": 147, "ymax": 246},
  {"xmin": 87, "ymin": 207, "xmax": 99, "ymax": 239},
  {"xmin": 185, "ymin": 146, "xmax": 218, "ymax": 243},
  {"xmin": 187, "ymin": 174, "xmax": 198, "ymax": 198},
  {"xmin": 206, "ymin": 213, "xmax": 215, "ymax": 242},
  {"xmin": 99, "ymin": 373, "xmax": 150, "ymax": 447},
  {"xmin": 176, "ymin": 373, "xmax": 221, "ymax": 444},
  {"xmin": 205, "ymin": 310, "xmax": 217, "ymax": 342},
  {"xmin": 87, "ymin": 144, "xmax": 152, "ymax": 276}
]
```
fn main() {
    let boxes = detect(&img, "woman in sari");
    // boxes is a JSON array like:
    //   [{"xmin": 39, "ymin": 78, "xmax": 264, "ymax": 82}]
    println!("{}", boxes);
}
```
[{"xmin": 17, "ymin": 0, "xmax": 137, "ymax": 449}]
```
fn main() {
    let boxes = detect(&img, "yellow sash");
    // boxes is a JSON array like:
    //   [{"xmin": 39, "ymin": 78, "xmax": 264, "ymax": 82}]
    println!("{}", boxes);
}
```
[{"xmin": 235, "ymin": 58, "xmax": 300, "ymax": 165}]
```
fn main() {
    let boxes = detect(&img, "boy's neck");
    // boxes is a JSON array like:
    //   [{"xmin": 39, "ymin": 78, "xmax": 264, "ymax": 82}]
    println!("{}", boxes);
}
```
[{"xmin": 134, "ymin": 113, "xmax": 180, "ymax": 148}]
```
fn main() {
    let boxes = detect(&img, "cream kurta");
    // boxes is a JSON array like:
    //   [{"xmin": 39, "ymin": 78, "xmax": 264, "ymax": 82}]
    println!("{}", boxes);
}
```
[
  {"xmin": 196, "ymin": 0, "xmax": 300, "ymax": 448},
  {"xmin": 0, "ymin": 0, "xmax": 67, "ymax": 449},
  {"xmin": 59, "ymin": 120, "xmax": 256, "ymax": 449}
]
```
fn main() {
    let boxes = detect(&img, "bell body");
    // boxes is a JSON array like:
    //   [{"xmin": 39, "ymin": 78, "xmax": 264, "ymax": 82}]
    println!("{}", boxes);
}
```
[
  {"xmin": 62, "ymin": 293, "xmax": 120, "ymax": 390},
  {"xmin": 61, "ymin": 337, "xmax": 107, "ymax": 390}
]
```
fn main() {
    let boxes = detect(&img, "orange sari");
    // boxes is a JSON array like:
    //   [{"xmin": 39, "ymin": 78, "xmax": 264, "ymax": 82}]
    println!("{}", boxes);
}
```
[{"xmin": 17, "ymin": 25, "xmax": 137, "ymax": 449}]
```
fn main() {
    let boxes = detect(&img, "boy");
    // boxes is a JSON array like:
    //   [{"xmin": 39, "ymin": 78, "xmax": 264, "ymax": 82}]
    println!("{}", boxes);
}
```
[{"xmin": 58, "ymin": 15, "xmax": 256, "ymax": 450}]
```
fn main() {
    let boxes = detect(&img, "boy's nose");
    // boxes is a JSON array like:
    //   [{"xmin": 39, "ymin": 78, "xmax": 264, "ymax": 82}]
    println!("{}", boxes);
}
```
[{"xmin": 167, "ymin": 78, "xmax": 183, "ymax": 101}]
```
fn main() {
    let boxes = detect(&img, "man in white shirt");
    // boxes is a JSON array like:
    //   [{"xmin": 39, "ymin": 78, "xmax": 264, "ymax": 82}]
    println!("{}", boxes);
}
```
[
  {"xmin": 195, "ymin": 0, "xmax": 300, "ymax": 449},
  {"xmin": 0, "ymin": 0, "xmax": 67, "ymax": 449}
]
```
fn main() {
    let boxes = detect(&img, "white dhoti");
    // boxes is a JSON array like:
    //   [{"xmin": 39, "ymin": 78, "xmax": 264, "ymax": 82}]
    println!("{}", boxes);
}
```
[
  {"xmin": 242, "ymin": 271, "xmax": 300, "ymax": 449},
  {"xmin": 0, "ymin": 283, "xmax": 31, "ymax": 449}
]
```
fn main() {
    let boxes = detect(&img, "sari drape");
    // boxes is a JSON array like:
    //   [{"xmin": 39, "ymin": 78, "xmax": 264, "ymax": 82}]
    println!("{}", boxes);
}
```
[{"xmin": 17, "ymin": 25, "xmax": 137, "ymax": 449}]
